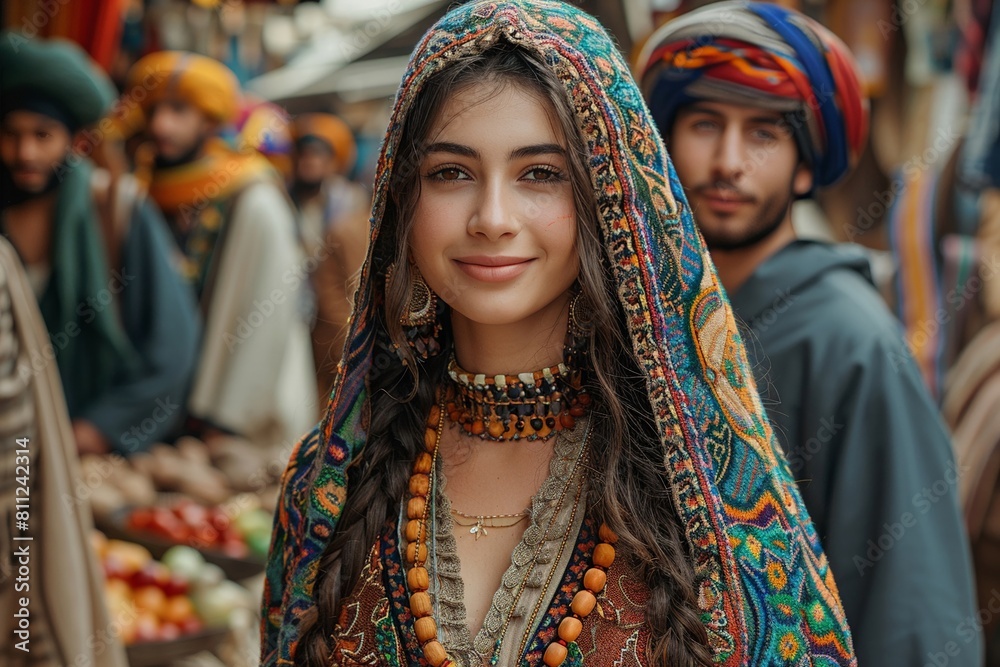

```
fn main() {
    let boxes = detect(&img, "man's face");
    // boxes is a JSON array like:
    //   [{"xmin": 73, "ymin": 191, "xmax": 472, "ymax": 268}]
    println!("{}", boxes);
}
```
[
  {"xmin": 294, "ymin": 141, "xmax": 335, "ymax": 187},
  {"xmin": 0, "ymin": 110, "xmax": 72, "ymax": 193},
  {"xmin": 148, "ymin": 98, "xmax": 214, "ymax": 164},
  {"xmin": 668, "ymin": 101, "xmax": 813, "ymax": 250}
]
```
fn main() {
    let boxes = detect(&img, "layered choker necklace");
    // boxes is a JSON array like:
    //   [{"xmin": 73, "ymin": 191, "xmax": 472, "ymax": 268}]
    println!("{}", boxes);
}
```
[
  {"xmin": 444, "ymin": 355, "xmax": 590, "ymax": 442},
  {"xmin": 443, "ymin": 291, "xmax": 593, "ymax": 443}
]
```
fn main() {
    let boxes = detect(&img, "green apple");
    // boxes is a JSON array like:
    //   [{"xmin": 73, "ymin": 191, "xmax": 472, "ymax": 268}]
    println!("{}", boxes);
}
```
[{"xmin": 161, "ymin": 545, "xmax": 205, "ymax": 583}]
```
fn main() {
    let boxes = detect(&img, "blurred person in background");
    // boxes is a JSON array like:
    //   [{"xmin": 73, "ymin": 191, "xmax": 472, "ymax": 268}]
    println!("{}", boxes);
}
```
[
  {"xmin": 0, "ymin": 233, "xmax": 128, "ymax": 667},
  {"xmin": 237, "ymin": 99, "xmax": 294, "ymax": 186},
  {"xmin": 0, "ymin": 35, "xmax": 199, "ymax": 456},
  {"xmin": 124, "ymin": 51, "xmax": 318, "ymax": 450},
  {"xmin": 639, "ymin": 3, "xmax": 980, "ymax": 664},
  {"xmin": 290, "ymin": 113, "xmax": 369, "ymax": 402}
]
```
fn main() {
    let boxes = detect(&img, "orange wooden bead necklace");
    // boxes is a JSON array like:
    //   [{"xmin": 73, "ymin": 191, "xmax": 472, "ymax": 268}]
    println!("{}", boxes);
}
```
[{"xmin": 404, "ymin": 396, "xmax": 618, "ymax": 667}]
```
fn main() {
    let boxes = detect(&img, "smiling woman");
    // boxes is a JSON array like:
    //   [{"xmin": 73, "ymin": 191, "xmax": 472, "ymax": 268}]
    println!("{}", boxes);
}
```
[
  {"xmin": 262, "ymin": 2, "xmax": 857, "ymax": 667},
  {"xmin": 411, "ymin": 82, "xmax": 579, "ymax": 347}
]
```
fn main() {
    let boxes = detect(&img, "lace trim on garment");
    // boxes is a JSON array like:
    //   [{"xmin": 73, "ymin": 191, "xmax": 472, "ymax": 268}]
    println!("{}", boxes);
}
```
[
  {"xmin": 428, "ymin": 419, "xmax": 591, "ymax": 665},
  {"xmin": 431, "ymin": 463, "xmax": 479, "ymax": 666}
]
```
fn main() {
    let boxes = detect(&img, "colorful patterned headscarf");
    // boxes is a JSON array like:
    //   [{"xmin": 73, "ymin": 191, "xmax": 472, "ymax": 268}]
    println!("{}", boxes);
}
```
[
  {"xmin": 262, "ymin": 2, "xmax": 855, "ymax": 665},
  {"xmin": 636, "ymin": 1, "xmax": 868, "ymax": 188}
]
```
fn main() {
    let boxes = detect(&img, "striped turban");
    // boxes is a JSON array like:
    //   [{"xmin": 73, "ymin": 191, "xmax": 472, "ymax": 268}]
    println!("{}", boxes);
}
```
[{"xmin": 637, "ymin": 1, "xmax": 868, "ymax": 187}]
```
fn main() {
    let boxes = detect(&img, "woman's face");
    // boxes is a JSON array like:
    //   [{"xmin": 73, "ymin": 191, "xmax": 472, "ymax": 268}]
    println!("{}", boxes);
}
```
[{"xmin": 409, "ymin": 81, "xmax": 579, "ymax": 328}]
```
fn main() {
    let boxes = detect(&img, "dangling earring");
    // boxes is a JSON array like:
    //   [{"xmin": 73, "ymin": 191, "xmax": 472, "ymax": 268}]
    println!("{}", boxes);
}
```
[
  {"xmin": 568, "ymin": 290, "xmax": 595, "ymax": 338},
  {"xmin": 387, "ymin": 263, "xmax": 442, "ymax": 360},
  {"xmin": 402, "ymin": 269, "xmax": 436, "ymax": 327},
  {"xmin": 564, "ymin": 290, "xmax": 593, "ymax": 386}
]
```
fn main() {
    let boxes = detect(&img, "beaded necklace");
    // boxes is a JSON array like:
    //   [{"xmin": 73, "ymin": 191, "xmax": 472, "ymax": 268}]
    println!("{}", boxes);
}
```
[
  {"xmin": 404, "ymin": 396, "xmax": 618, "ymax": 667},
  {"xmin": 446, "ymin": 357, "xmax": 591, "ymax": 441}
]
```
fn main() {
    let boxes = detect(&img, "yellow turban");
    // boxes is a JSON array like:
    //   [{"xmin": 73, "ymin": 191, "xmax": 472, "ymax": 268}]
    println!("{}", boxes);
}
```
[
  {"xmin": 125, "ymin": 51, "xmax": 240, "ymax": 123},
  {"xmin": 293, "ymin": 113, "xmax": 357, "ymax": 175},
  {"xmin": 102, "ymin": 97, "xmax": 146, "ymax": 142}
]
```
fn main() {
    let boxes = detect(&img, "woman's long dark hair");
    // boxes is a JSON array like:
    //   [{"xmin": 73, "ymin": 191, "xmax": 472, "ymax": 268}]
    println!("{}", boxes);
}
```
[{"xmin": 296, "ymin": 41, "xmax": 715, "ymax": 667}]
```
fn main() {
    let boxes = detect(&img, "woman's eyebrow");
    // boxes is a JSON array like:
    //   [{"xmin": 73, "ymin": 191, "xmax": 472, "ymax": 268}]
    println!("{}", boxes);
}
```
[
  {"xmin": 509, "ymin": 143, "xmax": 566, "ymax": 160},
  {"xmin": 424, "ymin": 141, "xmax": 479, "ymax": 158}
]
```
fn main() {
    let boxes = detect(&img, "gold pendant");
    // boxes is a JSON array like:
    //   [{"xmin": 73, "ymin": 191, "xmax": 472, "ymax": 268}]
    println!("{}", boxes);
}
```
[{"xmin": 470, "ymin": 520, "xmax": 487, "ymax": 540}]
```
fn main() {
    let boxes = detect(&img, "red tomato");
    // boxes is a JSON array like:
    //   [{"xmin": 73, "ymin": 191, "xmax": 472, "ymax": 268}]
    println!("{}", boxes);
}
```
[
  {"xmin": 152, "ymin": 506, "xmax": 174, "ymax": 521},
  {"xmin": 127, "ymin": 508, "xmax": 154, "ymax": 531},
  {"xmin": 209, "ymin": 509, "xmax": 231, "ymax": 532},
  {"xmin": 221, "ymin": 539, "xmax": 249, "ymax": 558},
  {"xmin": 149, "ymin": 509, "xmax": 184, "ymax": 539},
  {"xmin": 169, "ymin": 524, "xmax": 193, "ymax": 544},
  {"xmin": 191, "ymin": 524, "xmax": 219, "ymax": 548}
]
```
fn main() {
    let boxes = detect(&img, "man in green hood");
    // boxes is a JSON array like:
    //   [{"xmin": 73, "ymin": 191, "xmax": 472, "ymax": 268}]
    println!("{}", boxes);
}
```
[{"xmin": 0, "ymin": 34, "xmax": 199, "ymax": 455}]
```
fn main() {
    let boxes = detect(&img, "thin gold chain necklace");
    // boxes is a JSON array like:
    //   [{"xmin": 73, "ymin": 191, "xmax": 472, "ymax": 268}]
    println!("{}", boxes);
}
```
[{"xmin": 449, "ymin": 508, "xmax": 530, "ymax": 540}]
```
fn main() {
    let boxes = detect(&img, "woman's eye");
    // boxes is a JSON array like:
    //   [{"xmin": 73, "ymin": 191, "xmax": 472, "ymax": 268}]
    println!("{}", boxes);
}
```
[
  {"xmin": 522, "ymin": 167, "xmax": 562, "ymax": 182},
  {"xmin": 752, "ymin": 129, "xmax": 777, "ymax": 142},
  {"xmin": 429, "ymin": 166, "xmax": 468, "ymax": 181}
]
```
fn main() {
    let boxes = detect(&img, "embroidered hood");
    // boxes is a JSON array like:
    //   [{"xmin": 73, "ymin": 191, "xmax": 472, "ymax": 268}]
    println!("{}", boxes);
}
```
[{"xmin": 262, "ymin": 2, "xmax": 855, "ymax": 665}]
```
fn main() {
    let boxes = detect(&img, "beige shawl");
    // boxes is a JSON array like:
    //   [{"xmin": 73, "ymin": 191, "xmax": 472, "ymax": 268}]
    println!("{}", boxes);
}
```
[{"xmin": 0, "ymin": 237, "xmax": 127, "ymax": 667}]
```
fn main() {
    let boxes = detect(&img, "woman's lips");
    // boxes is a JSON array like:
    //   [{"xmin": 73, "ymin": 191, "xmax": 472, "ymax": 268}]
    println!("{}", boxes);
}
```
[{"xmin": 453, "ymin": 256, "xmax": 535, "ymax": 282}]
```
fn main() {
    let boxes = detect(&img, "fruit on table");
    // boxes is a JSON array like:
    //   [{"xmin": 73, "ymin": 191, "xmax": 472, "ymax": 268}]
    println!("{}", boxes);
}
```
[
  {"xmin": 245, "ymin": 530, "xmax": 271, "ymax": 560},
  {"xmin": 234, "ymin": 507, "xmax": 271, "ymax": 537},
  {"xmin": 96, "ymin": 533, "xmax": 249, "ymax": 645},
  {"xmin": 104, "ymin": 540, "xmax": 153, "ymax": 574},
  {"xmin": 193, "ymin": 563, "xmax": 225, "ymax": 591},
  {"xmin": 133, "ymin": 585, "xmax": 168, "ymax": 616},
  {"xmin": 161, "ymin": 545, "xmax": 204, "ymax": 582},
  {"xmin": 190, "ymin": 580, "xmax": 254, "ymax": 628},
  {"xmin": 162, "ymin": 595, "xmax": 197, "ymax": 625},
  {"xmin": 134, "ymin": 611, "xmax": 161, "ymax": 643},
  {"xmin": 125, "ymin": 499, "xmax": 273, "ymax": 559}
]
